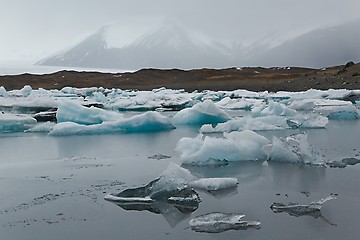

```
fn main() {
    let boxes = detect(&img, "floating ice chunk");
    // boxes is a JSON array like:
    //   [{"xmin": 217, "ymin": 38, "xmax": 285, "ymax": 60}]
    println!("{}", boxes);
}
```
[
  {"xmin": 172, "ymin": 100, "xmax": 231, "ymax": 125},
  {"xmin": 50, "ymin": 111, "xmax": 175, "ymax": 135},
  {"xmin": 327, "ymin": 106, "xmax": 360, "ymax": 120},
  {"xmin": 190, "ymin": 178, "xmax": 238, "ymax": 191},
  {"xmin": 270, "ymin": 195, "xmax": 336, "ymax": 225},
  {"xmin": 253, "ymin": 100, "xmax": 297, "ymax": 117},
  {"xmin": 0, "ymin": 113, "xmax": 37, "ymax": 133},
  {"xmin": 21, "ymin": 85, "xmax": 32, "ymax": 97},
  {"xmin": 189, "ymin": 213, "xmax": 261, "ymax": 233},
  {"xmin": 268, "ymin": 133, "xmax": 324, "ymax": 165},
  {"xmin": 0, "ymin": 86, "xmax": 8, "ymax": 97},
  {"xmin": 176, "ymin": 130, "xmax": 269, "ymax": 165},
  {"xmin": 288, "ymin": 113, "xmax": 329, "ymax": 129},
  {"xmin": 215, "ymin": 97, "xmax": 263, "ymax": 110},
  {"xmin": 104, "ymin": 164, "xmax": 201, "ymax": 223},
  {"xmin": 327, "ymin": 158, "xmax": 360, "ymax": 168},
  {"xmin": 56, "ymin": 101, "xmax": 122, "ymax": 125}
]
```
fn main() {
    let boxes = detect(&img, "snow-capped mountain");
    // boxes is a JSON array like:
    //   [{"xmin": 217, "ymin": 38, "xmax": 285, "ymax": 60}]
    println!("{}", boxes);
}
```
[
  {"xmin": 37, "ymin": 19, "xmax": 360, "ymax": 70},
  {"xmin": 37, "ymin": 21, "xmax": 236, "ymax": 70}
]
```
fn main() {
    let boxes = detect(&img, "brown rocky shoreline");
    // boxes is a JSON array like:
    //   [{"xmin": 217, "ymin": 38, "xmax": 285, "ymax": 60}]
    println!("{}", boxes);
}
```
[{"xmin": 0, "ymin": 62, "xmax": 359, "ymax": 92}]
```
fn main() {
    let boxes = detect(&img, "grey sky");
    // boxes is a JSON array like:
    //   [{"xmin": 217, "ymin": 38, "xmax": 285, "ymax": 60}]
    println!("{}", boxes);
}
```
[{"xmin": 1, "ymin": 0, "xmax": 359, "ymax": 61}]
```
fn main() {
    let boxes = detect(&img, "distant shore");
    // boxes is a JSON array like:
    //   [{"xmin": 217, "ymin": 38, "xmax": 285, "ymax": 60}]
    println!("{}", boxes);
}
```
[{"xmin": 1, "ymin": 62, "xmax": 359, "ymax": 92}]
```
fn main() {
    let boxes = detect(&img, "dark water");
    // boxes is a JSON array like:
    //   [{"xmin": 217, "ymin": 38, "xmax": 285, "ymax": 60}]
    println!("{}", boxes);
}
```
[{"xmin": 0, "ymin": 121, "xmax": 360, "ymax": 240}]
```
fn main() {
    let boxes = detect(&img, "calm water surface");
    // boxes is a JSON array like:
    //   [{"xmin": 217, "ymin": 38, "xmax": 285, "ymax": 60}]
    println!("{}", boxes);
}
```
[{"xmin": 0, "ymin": 121, "xmax": 360, "ymax": 240}]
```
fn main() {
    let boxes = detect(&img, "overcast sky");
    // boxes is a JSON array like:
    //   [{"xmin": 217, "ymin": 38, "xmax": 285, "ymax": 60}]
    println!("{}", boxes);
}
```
[{"xmin": 1, "ymin": 0, "xmax": 359, "ymax": 61}]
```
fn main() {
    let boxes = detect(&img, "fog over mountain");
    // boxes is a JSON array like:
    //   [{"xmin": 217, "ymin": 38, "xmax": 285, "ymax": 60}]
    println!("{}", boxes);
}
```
[
  {"xmin": 2, "ymin": 0, "xmax": 360, "ymax": 69},
  {"xmin": 38, "ymin": 18, "xmax": 360, "ymax": 69}
]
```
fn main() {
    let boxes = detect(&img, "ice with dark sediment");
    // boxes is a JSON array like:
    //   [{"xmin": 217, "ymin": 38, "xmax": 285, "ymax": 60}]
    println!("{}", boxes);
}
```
[
  {"xmin": 189, "ymin": 212, "xmax": 261, "ymax": 233},
  {"xmin": 270, "ymin": 195, "xmax": 337, "ymax": 225},
  {"xmin": 104, "ymin": 164, "xmax": 238, "ymax": 205}
]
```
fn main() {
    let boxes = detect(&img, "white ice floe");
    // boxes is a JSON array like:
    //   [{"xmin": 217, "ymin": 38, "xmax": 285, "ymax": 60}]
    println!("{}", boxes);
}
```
[
  {"xmin": 172, "ymin": 100, "xmax": 231, "ymax": 125},
  {"xmin": 50, "ymin": 111, "xmax": 175, "ymax": 135},
  {"xmin": 176, "ymin": 130, "xmax": 269, "ymax": 165},
  {"xmin": 215, "ymin": 97, "xmax": 264, "ymax": 110}
]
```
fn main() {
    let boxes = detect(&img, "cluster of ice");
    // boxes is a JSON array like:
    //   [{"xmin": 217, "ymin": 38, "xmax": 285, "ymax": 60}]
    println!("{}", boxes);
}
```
[
  {"xmin": 0, "ymin": 86, "xmax": 359, "ymax": 134},
  {"xmin": 176, "ymin": 132, "xmax": 324, "ymax": 166}
]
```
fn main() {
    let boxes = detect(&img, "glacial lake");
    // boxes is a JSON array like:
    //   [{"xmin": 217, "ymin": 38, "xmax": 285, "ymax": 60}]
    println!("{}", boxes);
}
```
[{"xmin": 1, "ymin": 120, "xmax": 360, "ymax": 240}]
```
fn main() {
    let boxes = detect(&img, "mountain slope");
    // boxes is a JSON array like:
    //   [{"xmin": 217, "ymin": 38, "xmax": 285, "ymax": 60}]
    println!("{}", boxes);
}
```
[
  {"xmin": 37, "ymin": 22, "xmax": 234, "ymax": 69},
  {"xmin": 247, "ymin": 19, "xmax": 360, "ymax": 68}
]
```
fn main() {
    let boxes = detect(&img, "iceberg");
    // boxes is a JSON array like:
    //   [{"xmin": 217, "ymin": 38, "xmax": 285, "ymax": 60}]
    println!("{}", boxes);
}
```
[
  {"xmin": 56, "ymin": 101, "xmax": 122, "ymax": 125},
  {"xmin": 189, "ymin": 213, "xmax": 261, "ymax": 233},
  {"xmin": 0, "ymin": 86, "xmax": 8, "ymax": 97},
  {"xmin": 176, "ymin": 130, "xmax": 269, "ymax": 165},
  {"xmin": 252, "ymin": 100, "xmax": 297, "ymax": 117},
  {"xmin": 50, "ymin": 111, "xmax": 175, "ymax": 135},
  {"xmin": 268, "ymin": 133, "xmax": 324, "ymax": 165},
  {"xmin": 327, "ymin": 107, "xmax": 360, "ymax": 120},
  {"xmin": 0, "ymin": 113, "xmax": 37, "ymax": 133},
  {"xmin": 215, "ymin": 97, "xmax": 263, "ymax": 110},
  {"xmin": 172, "ymin": 100, "xmax": 231, "ymax": 125}
]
